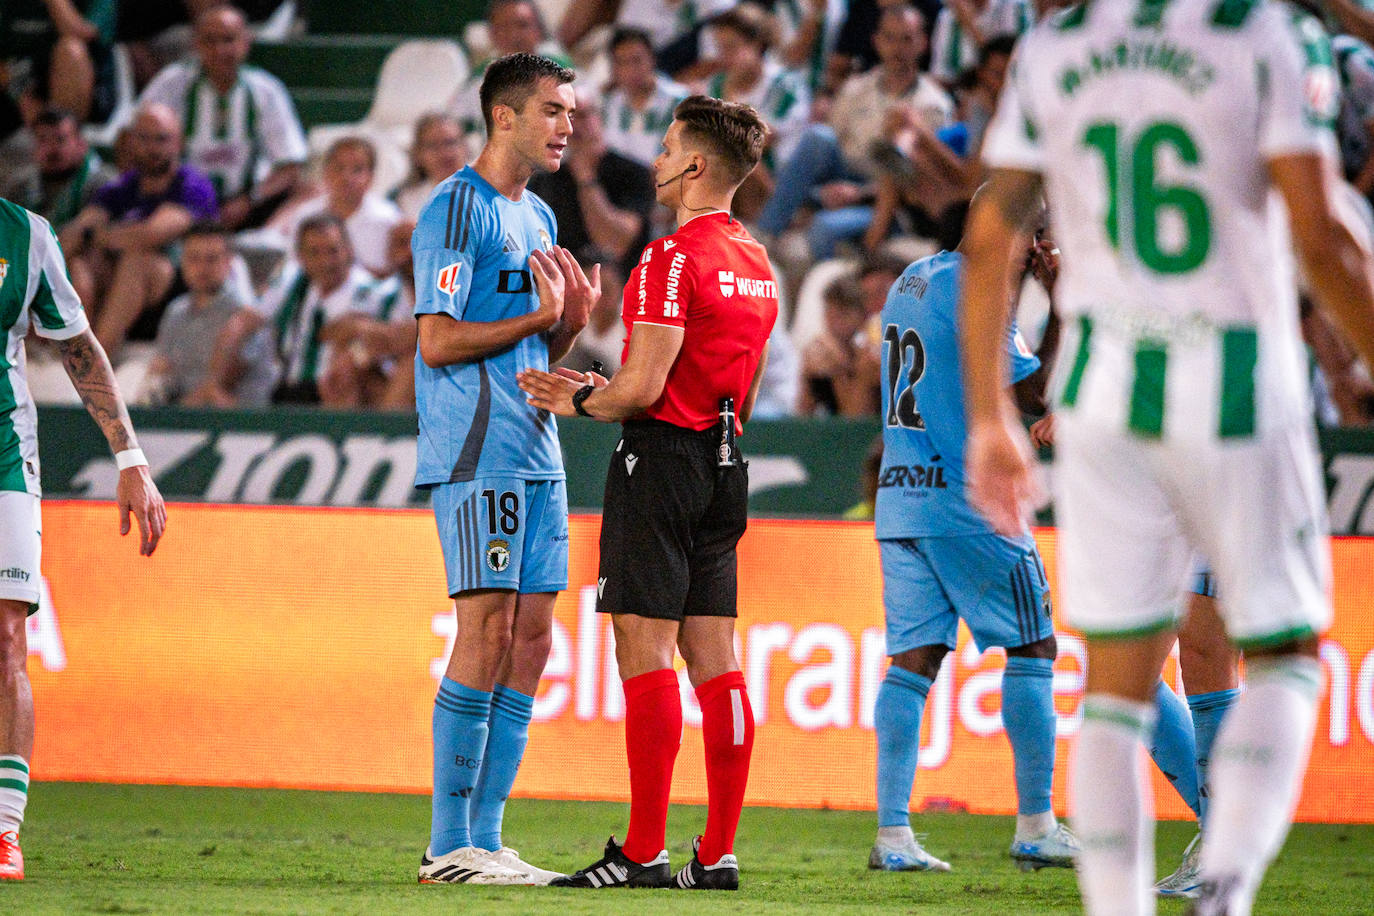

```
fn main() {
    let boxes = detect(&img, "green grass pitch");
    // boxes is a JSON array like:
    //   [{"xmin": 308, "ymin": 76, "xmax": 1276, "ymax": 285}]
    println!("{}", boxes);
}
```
[{"xmin": 5, "ymin": 783, "xmax": 1373, "ymax": 913}]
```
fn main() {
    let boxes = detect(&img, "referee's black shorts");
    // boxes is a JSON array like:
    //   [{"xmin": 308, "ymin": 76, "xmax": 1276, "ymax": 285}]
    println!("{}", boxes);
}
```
[{"xmin": 596, "ymin": 419, "xmax": 748, "ymax": 620}]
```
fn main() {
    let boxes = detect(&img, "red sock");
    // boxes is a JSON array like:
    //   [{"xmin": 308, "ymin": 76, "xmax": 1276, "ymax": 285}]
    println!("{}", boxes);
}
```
[
  {"xmin": 695, "ymin": 670, "xmax": 754, "ymax": 865},
  {"xmin": 620, "ymin": 668, "xmax": 682, "ymax": 864}
]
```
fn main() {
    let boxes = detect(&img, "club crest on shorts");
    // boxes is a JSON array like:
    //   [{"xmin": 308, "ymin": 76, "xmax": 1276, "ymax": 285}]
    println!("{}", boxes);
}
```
[
  {"xmin": 485, "ymin": 538, "xmax": 511, "ymax": 572},
  {"xmin": 436, "ymin": 263, "xmax": 462, "ymax": 296}
]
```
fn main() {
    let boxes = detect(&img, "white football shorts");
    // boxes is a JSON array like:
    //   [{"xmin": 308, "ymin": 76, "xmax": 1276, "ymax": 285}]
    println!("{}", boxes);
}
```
[
  {"xmin": 0, "ymin": 490, "xmax": 41, "ymax": 610},
  {"xmin": 1053, "ymin": 418, "xmax": 1331, "ymax": 647}
]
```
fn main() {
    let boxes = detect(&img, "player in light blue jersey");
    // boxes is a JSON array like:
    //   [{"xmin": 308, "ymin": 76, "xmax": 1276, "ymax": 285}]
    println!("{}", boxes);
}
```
[
  {"xmin": 870, "ymin": 227, "xmax": 1081, "ymax": 873},
  {"xmin": 412, "ymin": 53, "xmax": 599, "ymax": 887}
]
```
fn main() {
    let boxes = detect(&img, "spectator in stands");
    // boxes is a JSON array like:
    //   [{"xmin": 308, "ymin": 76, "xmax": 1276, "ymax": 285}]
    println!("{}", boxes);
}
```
[
  {"xmin": 267, "ymin": 136, "xmax": 404, "ymax": 277},
  {"xmin": 602, "ymin": 27, "xmax": 690, "ymax": 169},
  {"xmin": 234, "ymin": 213, "xmax": 383, "ymax": 405},
  {"xmin": 772, "ymin": 0, "xmax": 849, "ymax": 94},
  {"xmin": 136, "ymin": 4, "xmax": 308, "ymax": 229},
  {"xmin": 753, "ymin": 320, "xmax": 801, "ymax": 419},
  {"xmin": 0, "ymin": 107, "xmax": 118, "ymax": 230},
  {"xmin": 798, "ymin": 274, "xmax": 880, "ymax": 416},
  {"xmin": 451, "ymin": 0, "xmax": 571, "ymax": 149},
  {"xmin": 315, "ymin": 218, "xmax": 420, "ymax": 410},
  {"xmin": 6, "ymin": 0, "xmax": 120, "ymax": 123},
  {"xmin": 559, "ymin": 256, "xmax": 627, "ymax": 376},
  {"xmin": 391, "ymin": 113, "xmax": 467, "ymax": 220},
  {"xmin": 558, "ymin": 0, "xmax": 732, "ymax": 74},
  {"xmin": 527, "ymin": 89, "xmax": 654, "ymax": 276},
  {"xmin": 1332, "ymin": 33, "xmax": 1374, "ymax": 203},
  {"xmin": 60, "ymin": 103, "xmax": 218, "ymax": 356},
  {"xmin": 829, "ymin": 0, "xmax": 941, "ymax": 79},
  {"xmin": 757, "ymin": 4, "xmax": 952, "ymax": 258},
  {"xmin": 927, "ymin": 0, "xmax": 1031, "ymax": 88},
  {"xmin": 138, "ymin": 222, "xmax": 275, "ymax": 407},
  {"xmin": 863, "ymin": 36, "xmax": 1012, "ymax": 251},
  {"xmin": 704, "ymin": 4, "xmax": 811, "ymax": 219}
]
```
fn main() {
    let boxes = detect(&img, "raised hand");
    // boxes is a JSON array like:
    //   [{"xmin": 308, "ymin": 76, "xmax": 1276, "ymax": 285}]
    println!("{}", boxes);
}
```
[
  {"xmin": 516, "ymin": 368, "xmax": 584, "ymax": 417},
  {"xmin": 529, "ymin": 248, "xmax": 566, "ymax": 330},
  {"xmin": 551, "ymin": 246, "xmax": 600, "ymax": 332}
]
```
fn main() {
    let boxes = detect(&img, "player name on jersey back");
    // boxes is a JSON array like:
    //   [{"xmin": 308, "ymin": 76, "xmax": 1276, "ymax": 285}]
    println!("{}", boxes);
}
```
[{"xmin": 981, "ymin": 0, "xmax": 1337, "ymax": 443}]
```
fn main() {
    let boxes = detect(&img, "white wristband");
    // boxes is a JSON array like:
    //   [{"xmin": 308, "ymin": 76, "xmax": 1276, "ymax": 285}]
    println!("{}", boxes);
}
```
[{"xmin": 114, "ymin": 448, "xmax": 148, "ymax": 470}]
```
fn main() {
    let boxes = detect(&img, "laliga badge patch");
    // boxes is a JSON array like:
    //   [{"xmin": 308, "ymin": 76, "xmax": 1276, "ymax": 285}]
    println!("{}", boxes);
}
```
[
  {"xmin": 486, "ymin": 538, "xmax": 511, "ymax": 573},
  {"xmin": 437, "ymin": 263, "xmax": 462, "ymax": 296}
]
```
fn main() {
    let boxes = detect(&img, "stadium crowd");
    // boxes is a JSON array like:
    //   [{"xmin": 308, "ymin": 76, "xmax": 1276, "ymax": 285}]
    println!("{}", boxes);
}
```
[{"xmin": 2, "ymin": 0, "xmax": 1373, "ymax": 422}]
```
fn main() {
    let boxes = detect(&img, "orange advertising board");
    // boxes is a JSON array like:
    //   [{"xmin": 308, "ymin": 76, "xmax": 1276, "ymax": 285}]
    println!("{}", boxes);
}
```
[{"xmin": 27, "ymin": 502, "xmax": 1374, "ymax": 822}]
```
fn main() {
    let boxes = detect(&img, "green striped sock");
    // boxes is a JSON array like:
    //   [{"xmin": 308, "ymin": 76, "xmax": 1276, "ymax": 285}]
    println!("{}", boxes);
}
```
[{"xmin": 0, "ymin": 756, "xmax": 28, "ymax": 833}]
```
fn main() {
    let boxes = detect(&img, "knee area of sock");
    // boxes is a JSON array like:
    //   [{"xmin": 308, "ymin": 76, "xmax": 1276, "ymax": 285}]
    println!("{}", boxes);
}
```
[
  {"xmin": 890, "ymin": 645, "xmax": 947, "ymax": 682},
  {"xmin": 1007, "ymin": 634, "xmax": 1057, "ymax": 662}
]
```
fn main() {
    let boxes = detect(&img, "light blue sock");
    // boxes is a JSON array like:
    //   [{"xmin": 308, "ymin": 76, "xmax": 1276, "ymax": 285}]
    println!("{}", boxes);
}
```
[
  {"xmin": 470, "ymin": 683, "xmax": 534, "ymax": 852},
  {"xmin": 875, "ymin": 666, "xmax": 932, "ymax": 828},
  {"xmin": 1149, "ymin": 679, "xmax": 1201, "ymax": 819},
  {"xmin": 1187, "ymin": 687, "xmax": 1239, "ymax": 826},
  {"xmin": 431, "ymin": 678, "xmax": 491, "ymax": 856},
  {"xmin": 1002, "ymin": 656, "xmax": 1056, "ymax": 816}
]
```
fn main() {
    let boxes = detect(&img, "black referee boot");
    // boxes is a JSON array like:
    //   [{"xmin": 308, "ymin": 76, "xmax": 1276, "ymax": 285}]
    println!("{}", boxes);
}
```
[
  {"xmin": 549, "ymin": 836, "xmax": 671, "ymax": 888},
  {"xmin": 672, "ymin": 836, "xmax": 740, "ymax": 890}
]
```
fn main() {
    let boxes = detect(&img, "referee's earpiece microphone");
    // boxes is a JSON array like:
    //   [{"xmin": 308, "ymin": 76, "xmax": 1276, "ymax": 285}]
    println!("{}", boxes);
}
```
[{"xmin": 656, "ymin": 163, "xmax": 698, "ymax": 187}]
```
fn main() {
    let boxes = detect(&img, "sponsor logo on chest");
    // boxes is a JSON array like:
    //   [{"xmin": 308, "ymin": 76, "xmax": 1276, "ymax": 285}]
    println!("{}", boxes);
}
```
[{"xmin": 718, "ymin": 270, "xmax": 776, "ymax": 300}]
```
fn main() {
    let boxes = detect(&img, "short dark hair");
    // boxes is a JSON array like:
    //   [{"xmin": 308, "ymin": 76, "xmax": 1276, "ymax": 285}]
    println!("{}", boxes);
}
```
[
  {"xmin": 823, "ymin": 275, "xmax": 866, "ymax": 313},
  {"xmin": 33, "ymin": 107, "xmax": 78, "ymax": 131},
  {"xmin": 980, "ymin": 34, "xmax": 1018, "ymax": 64},
  {"xmin": 709, "ymin": 3, "xmax": 776, "ymax": 51},
  {"xmin": 479, "ymin": 53, "xmax": 576, "ymax": 133},
  {"xmin": 609, "ymin": 26, "xmax": 654, "ymax": 56},
  {"xmin": 296, "ymin": 212, "xmax": 350, "ymax": 250},
  {"xmin": 672, "ymin": 95, "xmax": 767, "ymax": 187},
  {"xmin": 185, "ymin": 221, "xmax": 231, "ymax": 244}
]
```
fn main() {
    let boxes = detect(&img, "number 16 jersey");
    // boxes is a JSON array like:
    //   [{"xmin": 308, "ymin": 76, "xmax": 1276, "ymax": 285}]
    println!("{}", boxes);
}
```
[{"xmin": 981, "ymin": 0, "xmax": 1337, "ymax": 444}]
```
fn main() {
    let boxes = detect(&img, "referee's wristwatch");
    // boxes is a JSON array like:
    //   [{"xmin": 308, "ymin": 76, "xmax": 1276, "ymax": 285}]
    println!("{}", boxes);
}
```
[{"xmin": 572, "ymin": 384, "xmax": 596, "ymax": 417}]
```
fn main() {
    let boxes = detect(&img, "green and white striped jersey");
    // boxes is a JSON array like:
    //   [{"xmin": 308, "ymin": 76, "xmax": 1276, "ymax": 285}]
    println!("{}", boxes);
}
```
[
  {"xmin": 0, "ymin": 198, "xmax": 90, "ymax": 495},
  {"xmin": 138, "ymin": 62, "xmax": 308, "ymax": 202},
  {"xmin": 982, "ymin": 0, "xmax": 1338, "ymax": 443},
  {"xmin": 603, "ymin": 75, "xmax": 690, "ymax": 168},
  {"xmin": 252, "ymin": 262, "xmax": 382, "ymax": 388},
  {"xmin": 930, "ymin": 0, "xmax": 1034, "ymax": 84},
  {"xmin": 706, "ymin": 60, "xmax": 811, "ymax": 165}
]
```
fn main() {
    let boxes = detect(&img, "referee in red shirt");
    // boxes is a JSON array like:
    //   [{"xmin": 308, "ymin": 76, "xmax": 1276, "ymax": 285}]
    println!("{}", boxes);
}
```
[{"xmin": 517, "ymin": 96, "xmax": 776, "ymax": 891}]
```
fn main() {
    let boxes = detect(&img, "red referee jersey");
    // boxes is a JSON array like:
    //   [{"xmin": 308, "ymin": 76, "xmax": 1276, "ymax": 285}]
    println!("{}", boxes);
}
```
[{"xmin": 621, "ymin": 211, "xmax": 778, "ymax": 432}]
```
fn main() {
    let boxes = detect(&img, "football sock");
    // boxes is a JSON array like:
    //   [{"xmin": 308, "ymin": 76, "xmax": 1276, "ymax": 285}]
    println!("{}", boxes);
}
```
[
  {"xmin": 470, "ymin": 683, "xmax": 534, "ymax": 852},
  {"xmin": 1071, "ymin": 694, "xmax": 1157, "ymax": 916},
  {"xmin": 1149, "ymin": 679, "xmax": 1201, "ymax": 819},
  {"xmin": 430, "ymin": 678, "xmax": 491, "ymax": 856},
  {"xmin": 696, "ymin": 670, "xmax": 754, "ymax": 866},
  {"xmin": 621, "ymin": 668, "xmax": 682, "ymax": 864},
  {"xmin": 1002, "ymin": 656, "xmax": 1057, "ymax": 825},
  {"xmin": 0, "ymin": 756, "xmax": 27, "ymax": 833},
  {"xmin": 1187, "ymin": 687, "xmax": 1239, "ymax": 826},
  {"xmin": 874, "ymin": 666, "xmax": 932, "ymax": 828},
  {"xmin": 1200, "ymin": 657, "xmax": 1321, "ymax": 913}
]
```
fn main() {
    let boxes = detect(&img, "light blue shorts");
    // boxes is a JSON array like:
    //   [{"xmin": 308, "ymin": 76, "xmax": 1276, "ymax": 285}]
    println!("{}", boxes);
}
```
[
  {"xmin": 431, "ymin": 476, "xmax": 568, "ymax": 596},
  {"xmin": 880, "ymin": 532, "xmax": 1053, "ymax": 654}
]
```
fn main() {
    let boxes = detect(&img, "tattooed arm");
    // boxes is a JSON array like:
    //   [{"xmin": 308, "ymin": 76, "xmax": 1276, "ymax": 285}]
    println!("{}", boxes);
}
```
[{"xmin": 56, "ymin": 328, "xmax": 167, "ymax": 555}]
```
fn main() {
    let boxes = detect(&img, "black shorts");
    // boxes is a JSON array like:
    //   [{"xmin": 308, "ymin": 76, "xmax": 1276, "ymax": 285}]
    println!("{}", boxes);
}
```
[{"xmin": 597, "ymin": 419, "xmax": 748, "ymax": 621}]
